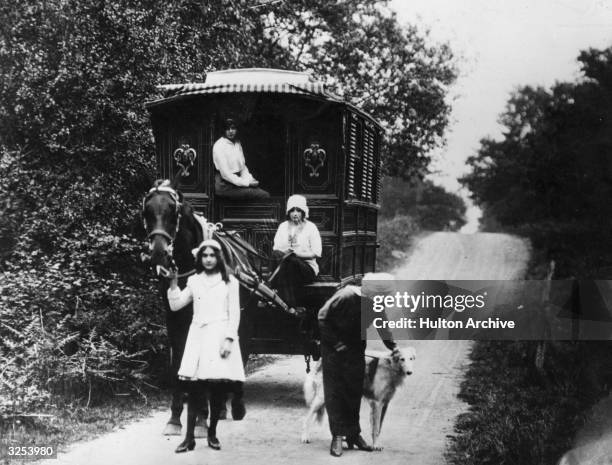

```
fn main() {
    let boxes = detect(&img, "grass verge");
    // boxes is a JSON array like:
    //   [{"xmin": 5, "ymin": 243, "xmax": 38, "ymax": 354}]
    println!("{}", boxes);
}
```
[
  {"xmin": 0, "ymin": 355, "xmax": 276, "ymax": 464},
  {"xmin": 446, "ymin": 238, "xmax": 612, "ymax": 465},
  {"xmin": 446, "ymin": 341, "xmax": 611, "ymax": 465}
]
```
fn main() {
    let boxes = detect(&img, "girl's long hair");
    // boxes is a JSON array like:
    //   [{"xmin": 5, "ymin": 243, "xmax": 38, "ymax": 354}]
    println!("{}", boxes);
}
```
[{"xmin": 194, "ymin": 246, "xmax": 230, "ymax": 283}]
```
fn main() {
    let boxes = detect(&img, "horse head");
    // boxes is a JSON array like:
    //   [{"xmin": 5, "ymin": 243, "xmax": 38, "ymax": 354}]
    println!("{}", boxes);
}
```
[
  {"xmin": 141, "ymin": 179, "xmax": 205, "ymax": 278},
  {"xmin": 142, "ymin": 180, "xmax": 183, "ymax": 274}
]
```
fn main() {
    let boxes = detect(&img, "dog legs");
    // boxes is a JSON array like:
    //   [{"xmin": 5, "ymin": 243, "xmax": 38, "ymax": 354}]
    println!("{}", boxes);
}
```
[
  {"xmin": 369, "ymin": 400, "xmax": 384, "ymax": 451},
  {"xmin": 379, "ymin": 401, "xmax": 389, "ymax": 433},
  {"xmin": 301, "ymin": 392, "xmax": 325, "ymax": 443}
]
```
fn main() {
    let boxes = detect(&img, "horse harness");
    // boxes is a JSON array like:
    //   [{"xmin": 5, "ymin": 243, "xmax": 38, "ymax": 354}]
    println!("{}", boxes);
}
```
[
  {"xmin": 142, "ymin": 185, "xmax": 183, "ymax": 275},
  {"xmin": 142, "ymin": 185, "xmax": 226, "ymax": 279}
]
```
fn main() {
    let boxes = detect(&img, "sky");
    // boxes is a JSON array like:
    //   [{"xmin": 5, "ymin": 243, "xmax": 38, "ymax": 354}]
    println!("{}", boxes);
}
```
[{"xmin": 390, "ymin": 0, "xmax": 612, "ymax": 231}]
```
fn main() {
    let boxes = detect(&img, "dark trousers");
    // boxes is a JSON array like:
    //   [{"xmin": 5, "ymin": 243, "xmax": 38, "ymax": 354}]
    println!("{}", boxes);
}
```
[
  {"xmin": 270, "ymin": 251, "xmax": 316, "ymax": 307},
  {"xmin": 321, "ymin": 343, "xmax": 365, "ymax": 438}
]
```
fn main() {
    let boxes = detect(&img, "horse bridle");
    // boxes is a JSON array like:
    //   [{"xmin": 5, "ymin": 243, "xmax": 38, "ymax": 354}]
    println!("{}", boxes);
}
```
[{"xmin": 142, "ymin": 185, "xmax": 182, "ymax": 255}]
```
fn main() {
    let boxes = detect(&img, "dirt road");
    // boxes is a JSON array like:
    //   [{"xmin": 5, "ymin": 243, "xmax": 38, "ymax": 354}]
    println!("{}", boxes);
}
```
[{"xmin": 50, "ymin": 232, "xmax": 529, "ymax": 465}]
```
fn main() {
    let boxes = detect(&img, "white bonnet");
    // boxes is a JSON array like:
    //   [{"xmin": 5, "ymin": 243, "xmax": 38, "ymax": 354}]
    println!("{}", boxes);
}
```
[
  {"xmin": 191, "ymin": 239, "xmax": 222, "ymax": 258},
  {"xmin": 286, "ymin": 194, "xmax": 309, "ymax": 218}
]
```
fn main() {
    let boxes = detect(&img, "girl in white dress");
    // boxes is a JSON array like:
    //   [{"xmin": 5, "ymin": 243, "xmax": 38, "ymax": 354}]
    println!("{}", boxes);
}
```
[{"xmin": 167, "ymin": 239, "xmax": 245, "ymax": 452}]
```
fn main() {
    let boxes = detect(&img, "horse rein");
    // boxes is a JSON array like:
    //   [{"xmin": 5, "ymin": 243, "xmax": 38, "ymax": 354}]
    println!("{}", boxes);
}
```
[{"xmin": 155, "ymin": 265, "xmax": 195, "ymax": 280}]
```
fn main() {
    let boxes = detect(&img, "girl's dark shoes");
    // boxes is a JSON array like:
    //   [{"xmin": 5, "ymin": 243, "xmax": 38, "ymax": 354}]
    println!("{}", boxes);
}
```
[
  {"xmin": 175, "ymin": 438, "xmax": 196, "ymax": 453},
  {"xmin": 346, "ymin": 434, "xmax": 373, "ymax": 451},
  {"xmin": 207, "ymin": 436, "xmax": 221, "ymax": 450}
]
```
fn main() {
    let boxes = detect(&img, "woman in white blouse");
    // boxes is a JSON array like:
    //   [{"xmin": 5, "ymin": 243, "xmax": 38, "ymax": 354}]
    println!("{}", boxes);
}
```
[
  {"xmin": 167, "ymin": 239, "xmax": 245, "ymax": 453},
  {"xmin": 212, "ymin": 118, "xmax": 270, "ymax": 199},
  {"xmin": 271, "ymin": 194, "xmax": 322, "ymax": 307}
]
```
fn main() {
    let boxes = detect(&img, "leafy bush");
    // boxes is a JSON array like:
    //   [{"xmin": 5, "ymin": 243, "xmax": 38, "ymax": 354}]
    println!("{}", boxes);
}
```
[
  {"xmin": 380, "ymin": 177, "xmax": 467, "ymax": 229},
  {"xmin": 0, "ymin": 0, "xmax": 458, "ymax": 421},
  {"xmin": 0, "ymin": 156, "xmax": 164, "ymax": 413},
  {"xmin": 376, "ymin": 215, "xmax": 421, "ymax": 272},
  {"xmin": 0, "ymin": 223, "xmax": 166, "ymax": 415}
]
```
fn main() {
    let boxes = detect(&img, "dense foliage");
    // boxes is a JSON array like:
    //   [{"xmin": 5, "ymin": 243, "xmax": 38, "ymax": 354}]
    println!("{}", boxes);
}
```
[
  {"xmin": 261, "ymin": 1, "xmax": 457, "ymax": 177},
  {"xmin": 380, "ymin": 176, "xmax": 466, "ymax": 229},
  {"xmin": 0, "ymin": 1, "xmax": 457, "ymax": 415},
  {"xmin": 455, "ymin": 46, "xmax": 612, "ymax": 465},
  {"xmin": 461, "ymin": 46, "xmax": 612, "ymax": 277}
]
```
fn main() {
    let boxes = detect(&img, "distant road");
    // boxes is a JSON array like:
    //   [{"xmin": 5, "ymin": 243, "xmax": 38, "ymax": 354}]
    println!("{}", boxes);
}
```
[{"xmin": 387, "ymin": 232, "xmax": 530, "ymax": 464}]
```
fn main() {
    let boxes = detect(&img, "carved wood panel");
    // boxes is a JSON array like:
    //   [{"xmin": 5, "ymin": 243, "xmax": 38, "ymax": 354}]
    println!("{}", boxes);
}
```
[
  {"xmin": 218, "ymin": 203, "xmax": 281, "ymax": 223},
  {"xmin": 357, "ymin": 207, "xmax": 367, "ymax": 233},
  {"xmin": 308, "ymin": 205, "xmax": 337, "ymax": 234},
  {"xmin": 366, "ymin": 208, "xmax": 378, "ymax": 233},
  {"xmin": 294, "ymin": 113, "xmax": 340, "ymax": 194},
  {"xmin": 154, "ymin": 112, "xmax": 212, "ymax": 195},
  {"xmin": 342, "ymin": 246, "xmax": 354, "ymax": 277},
  {"xmin": 364, "ymin": 245, "xmax": 376, "ymax": 273},
  {"xmin": 185, "ymin": 194, "xmax": 209, "ymax": 218},
  {"xmin": 354, "ymin": 244, "xmax": 364, "ymax": 275},
  {"xmin": 343, "ymin": 207, "xmax": 356, "ymax": 233},
  {"xmin": 319, "ymin": 243, "xmax": 337, "ymax": 279}
]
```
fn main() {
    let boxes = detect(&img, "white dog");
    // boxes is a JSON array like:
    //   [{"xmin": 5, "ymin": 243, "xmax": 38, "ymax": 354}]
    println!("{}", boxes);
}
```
[{"xmin": 301, "ymin": 347, "xmax": 416, "ymax": 450}]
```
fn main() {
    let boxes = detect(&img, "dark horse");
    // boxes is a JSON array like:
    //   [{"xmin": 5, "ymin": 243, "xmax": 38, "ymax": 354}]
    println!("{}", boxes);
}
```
[{"xmin": 141, "ymin": 178, "xmax": 208, "ymax": 435}]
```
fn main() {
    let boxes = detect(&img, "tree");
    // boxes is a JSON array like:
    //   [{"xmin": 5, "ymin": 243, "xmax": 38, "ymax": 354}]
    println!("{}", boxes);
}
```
[
  {"xmin": 462, "ymin": 55, "xmax": 612, "ymax": 228},
  {"xmin": 0, "ymin": 0, "xmax": 458, "ymax": 410},
  {"xmin": 0, "ymin": 1, "xmax": 457, "ymax": 248},
  {"xmin": 460, "ymin": 45, "xmax": 612, "ymax": 275},
  {"xmin": 380, "ymin": 177, "xmax": 466, "ymax": 230},
  {"xmin": 256, "ymin": 0, "xmax": 457, "ymax": 179}
]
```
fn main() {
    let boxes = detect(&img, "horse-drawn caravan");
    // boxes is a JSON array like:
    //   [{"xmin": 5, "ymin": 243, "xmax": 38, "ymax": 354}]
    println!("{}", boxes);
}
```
[{"xmin": 143, "ymin": 68, "xmax": 384, "ymax": 360}]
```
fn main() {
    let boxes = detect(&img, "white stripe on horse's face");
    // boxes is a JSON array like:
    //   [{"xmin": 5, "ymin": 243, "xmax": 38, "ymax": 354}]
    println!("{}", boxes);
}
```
[{"xmin": 149, "ymin": 234, "xmax": 173, "ymax": 270}]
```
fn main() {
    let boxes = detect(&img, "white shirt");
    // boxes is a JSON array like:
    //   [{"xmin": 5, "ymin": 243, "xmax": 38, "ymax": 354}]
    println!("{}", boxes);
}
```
[
  {"xmin": 167, "ymin": 273, "xmax": 241, "ymax": 340},
  {"xmin": 273, "ymin": 220, "xmax": 322, "ymax": 275},
  {"xmin": 212, "ymin": 137, "xmax": 256, "ymax": 187}
]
